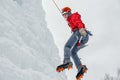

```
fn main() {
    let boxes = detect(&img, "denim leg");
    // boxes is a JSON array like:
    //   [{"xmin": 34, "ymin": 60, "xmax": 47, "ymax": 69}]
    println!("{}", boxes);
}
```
[
  {"xmin": 63, "ymin": 30, "xmax": 80, "ymax": 64},
  {"xmin": 71, "ymin": 34, "xmax": 89, "ymax": 71},
  {"xmin": 71, "ymin": 46, "xmax": 82, "ymax": 71}
]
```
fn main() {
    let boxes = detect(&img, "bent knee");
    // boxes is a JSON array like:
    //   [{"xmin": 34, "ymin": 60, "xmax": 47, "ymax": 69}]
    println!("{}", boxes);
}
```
[{"xmin": 64, "ymin": 45, "xmax": 71, "ymax": 52}]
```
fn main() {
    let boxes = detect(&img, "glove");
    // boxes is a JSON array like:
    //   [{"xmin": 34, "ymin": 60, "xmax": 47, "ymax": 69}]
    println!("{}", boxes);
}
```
[{"xmin": 79, "ymin": 28, "xmax": 87, "ymax": 37}]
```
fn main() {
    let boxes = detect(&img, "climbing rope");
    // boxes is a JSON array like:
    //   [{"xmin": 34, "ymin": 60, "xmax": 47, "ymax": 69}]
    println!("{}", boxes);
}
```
[{"xmin": 52, "ymin": 0, "xmax": 62, "ymax": 15}]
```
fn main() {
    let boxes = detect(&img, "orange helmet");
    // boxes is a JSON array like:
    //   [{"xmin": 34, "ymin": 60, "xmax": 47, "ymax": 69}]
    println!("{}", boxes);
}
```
[{"xmin": 61, "ymin": 7, "xmax": 71, "ymax": 13}]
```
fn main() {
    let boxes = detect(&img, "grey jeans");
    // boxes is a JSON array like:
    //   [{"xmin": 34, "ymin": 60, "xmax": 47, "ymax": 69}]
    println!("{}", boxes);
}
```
[{"xmin": 63, "ymin": 29, "xmax": 89, "ymax": 71}]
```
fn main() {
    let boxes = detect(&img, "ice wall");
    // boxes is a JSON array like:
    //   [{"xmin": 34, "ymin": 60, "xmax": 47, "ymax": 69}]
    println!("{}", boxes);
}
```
[{"xmin": 0, "ymin": 0, "xmax": 67, "ymax": 80}]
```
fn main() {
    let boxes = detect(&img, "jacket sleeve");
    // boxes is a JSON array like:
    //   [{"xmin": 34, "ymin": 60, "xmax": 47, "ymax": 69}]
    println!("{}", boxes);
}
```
[{"xmin": 71, "ymin": 13, "xmax": 85, "ymax": 30}]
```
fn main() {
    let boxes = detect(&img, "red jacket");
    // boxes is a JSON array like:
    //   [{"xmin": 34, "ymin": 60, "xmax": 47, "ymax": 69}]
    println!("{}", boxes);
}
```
[{"xmin": 67, "ymin": 12, "xmax": 85, "ymax": 32}]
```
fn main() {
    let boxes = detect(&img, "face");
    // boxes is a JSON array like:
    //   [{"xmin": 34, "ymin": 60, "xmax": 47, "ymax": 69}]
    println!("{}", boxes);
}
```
[{"xmin": 63, "ymin": 13, "xmax": 69, "ymax": 19}]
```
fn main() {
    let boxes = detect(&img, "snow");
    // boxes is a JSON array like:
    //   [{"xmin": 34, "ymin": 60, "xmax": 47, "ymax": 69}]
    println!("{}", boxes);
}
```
[{"xmin": 0, "ymin": 0, "xmax": 67, "ymax": 80}]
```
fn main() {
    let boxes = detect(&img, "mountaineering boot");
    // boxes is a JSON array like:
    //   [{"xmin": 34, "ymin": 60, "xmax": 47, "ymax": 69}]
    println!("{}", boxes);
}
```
[
  {"xmin": 56, "ymin": 62, "xmax": 73, "ymax": 72},
  {"xmin": 76, "ymin": 65, "xmax": 88, "ymax": 80}
]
